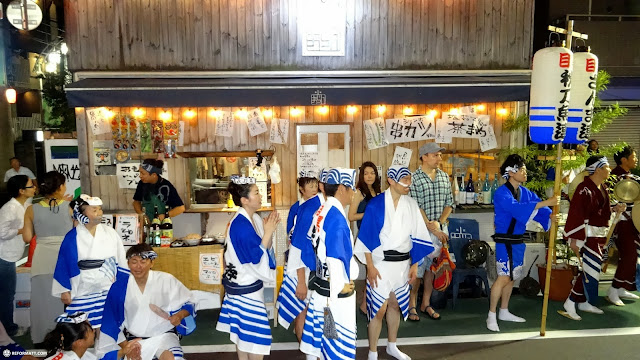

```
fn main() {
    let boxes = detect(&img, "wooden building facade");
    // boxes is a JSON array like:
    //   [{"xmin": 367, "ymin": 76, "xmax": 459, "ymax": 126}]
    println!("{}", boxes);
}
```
[{"xmin": 64, "ymin": 0, "xmax": 536, "ymax": 212}]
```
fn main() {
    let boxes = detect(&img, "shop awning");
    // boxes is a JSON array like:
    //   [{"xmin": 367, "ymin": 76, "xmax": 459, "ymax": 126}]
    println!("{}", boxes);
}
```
[
  {"xmin": 598, "ymin": 77, "xmax": 640, "ymax": 102},
  {"xmin": 65, "ymin": 71, "xmax": 532, "ymax": 107}
]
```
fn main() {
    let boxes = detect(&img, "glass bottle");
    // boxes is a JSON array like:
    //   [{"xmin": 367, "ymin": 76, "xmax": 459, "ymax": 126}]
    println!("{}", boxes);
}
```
[
  {"xmin": 160, "ymin": 205, "xmax": 173, "ymax": 247},
  {"xmin": 482, "ymin": 173, "xmax": 492, "ymax": 205},
  {"xmin": 458, "ymin": 173, "xmax": 467, "ymax": 205},
  {"xmin": 465, "ymin": 173, "xmax": 475, "ymax": 204},
  {"xmin": 491, "ymin": 173, "xmax": 500, "ymax": 203},
  {"xmin": 151, "ymin": 205, "xmax": 161, "ymax": 247}
]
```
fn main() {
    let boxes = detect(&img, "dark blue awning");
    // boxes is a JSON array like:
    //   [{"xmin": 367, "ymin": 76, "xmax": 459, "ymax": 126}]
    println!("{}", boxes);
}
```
[
  {"xmin": 65, "ymin": 74, "xmax": 531, "ymax": 107},
  {"xmin": 598, "ymin": 77, "xmax": 640, "ymax": 102}
]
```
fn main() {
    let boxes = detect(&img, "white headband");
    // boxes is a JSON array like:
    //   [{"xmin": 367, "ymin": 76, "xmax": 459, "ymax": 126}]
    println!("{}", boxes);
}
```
[
  {"xmin": 502, "ymin": 165, "xmax": 520, "ymax": 180},
  {"xmin": 586, "ymin": 157, "xmax": 609, "ymax": 175}
]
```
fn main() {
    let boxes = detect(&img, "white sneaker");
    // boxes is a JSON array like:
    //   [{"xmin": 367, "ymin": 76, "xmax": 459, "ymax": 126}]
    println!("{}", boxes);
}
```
[
  {"xmin": 607, "ymin": 287, "xmax": 625, "ymax": 306},
  {"xmin": 559, "ymin": 299, "xmax": 581, "ymax": 321},
  {"xmin": 578, "ymin": 302, "xmax": 604, "ymax": 314},
  {"xmin": 618, "ymin": 288, "xmax": 640, "ymax": 300}
]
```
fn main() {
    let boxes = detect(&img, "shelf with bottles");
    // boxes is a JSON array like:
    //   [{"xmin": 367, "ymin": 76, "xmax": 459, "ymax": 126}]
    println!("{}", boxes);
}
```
[
  {"xmin": 452, "ymin": 171, "xmax": 503, "ymax": 208},
  {"xmin": 142, "ymin": 204, "xmax": 175, "ymax": 248}
]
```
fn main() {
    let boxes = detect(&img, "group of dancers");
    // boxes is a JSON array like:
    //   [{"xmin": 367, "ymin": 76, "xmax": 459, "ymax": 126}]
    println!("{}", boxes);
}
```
[{"xmin": 217, "ymin": 144, "xmax": 640, "ymax": 360}]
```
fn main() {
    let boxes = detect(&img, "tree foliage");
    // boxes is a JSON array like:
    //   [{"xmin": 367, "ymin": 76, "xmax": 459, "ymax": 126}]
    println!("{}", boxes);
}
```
[{"xmin": 41, "ymin": 70, "xmax": 76, "ymax": 133}]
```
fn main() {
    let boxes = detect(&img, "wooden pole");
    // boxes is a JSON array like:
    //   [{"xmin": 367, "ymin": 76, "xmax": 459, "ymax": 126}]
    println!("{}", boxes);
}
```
[{"xmin": 540, "ymin": 143, "xmax": 563, "ymax": 336}]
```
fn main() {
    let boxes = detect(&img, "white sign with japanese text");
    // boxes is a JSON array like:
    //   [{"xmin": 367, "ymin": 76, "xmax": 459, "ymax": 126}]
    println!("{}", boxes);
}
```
[
  {"xmin": 437, "ymin": 113, "xmax": 496, "ymax": 150},
  {"xmin": 363, "ymin": 117, "xmax": 389, "ymax": 150},
  {"xmin": 391, "ymin": 146, "xmax": 412, "ymax": 167},
  {"xmin": 116, "ymin": 214, "xmax": 139, "ymax": 246},
  {"xmin": 215, "ymin": 111, "xmax": 234, "ymax": 137},
  {"xmin": 199, "ymin": 253, "xmax": 223, "ymax": 285},
  {"xmin": 301, "ymin": 0, "xmax": 346, "ymax": 56},
  {"xmin": 101, "ymin": 214, "xmax": 114, "ymax": 228},
  {"xmin": 385, "ymin": 116, "xmax": 436, "ymax": 144},
  {"xmin": 269, "ymin": 118, "xmax": 289, "ymax": 144},
  {"xmin": 298, "ymin": 151, "xmax": 319, "ymax": 175},
  {"xmin": 247, "ymin": 108, "xmax": 268, "ymax": 136},
  {"xmin": 86, "ymin": 107, "xmax": 111, "ymax": 135}
]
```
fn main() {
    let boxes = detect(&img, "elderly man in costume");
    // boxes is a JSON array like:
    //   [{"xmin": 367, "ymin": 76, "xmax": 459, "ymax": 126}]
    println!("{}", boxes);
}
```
[
  {"xmin": 299, "ymin": 168, "xmax": 359, "ymax": 360},
  {"xmin": 98, "ymin": 244, "xmax": 196, "ymax": 360},
  {"xmin": 560, "ymin": 155, "xmax": 626, "ymax": 320},
  {"xmin": 488, "ymin": 154, "xmax": 557, "ymax": 332},
  {"xmin": 277, "ymin": 170, "xmax": 326, "ymax": 341},
  {"xmin": 53, "ymin": 195, "xmax": 129, "ymax": 329},
  {"xmin": 607, "ymin": 146, "xmax": 640, "ymax": 305},
  {"xmin": 355, "ymin": 165, "xmax": 440, "ymax": 360}
]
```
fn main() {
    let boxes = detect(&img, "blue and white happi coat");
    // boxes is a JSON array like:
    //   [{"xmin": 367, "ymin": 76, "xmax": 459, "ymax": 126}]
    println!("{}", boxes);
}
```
[
  {"xmin": 52, "ymin": 224, "xmax": 129, "ymax": 328},
  {"xmin": 216, "ymin": 207, "xmax": 276, "ymax": 355},
  {"xmin": 299, "ymin": 197, "xmax": 359, "ymax": 360},
  {"xmin": 493, "ymin": 184, "xmax": 551, "ymax": 280},
  {"xmin": 355, "ymin": 189, "xmax": 439, "ymax": 321},
  {"xmin": 98, "ymin": 270, "xmax": 195, "ymax": 360},
  {"xmin": 277, "ymin": 194, "xmax": 324, "ymax": 329}
]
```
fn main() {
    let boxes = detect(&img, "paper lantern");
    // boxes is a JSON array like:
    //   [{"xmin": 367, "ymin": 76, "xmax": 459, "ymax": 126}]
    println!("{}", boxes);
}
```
[
  {"xmin": 563, "ymin": 52, "xmax": 598, "ymax": 144},
  {"xmin": 5, "ymin": 88, "xmax": 16, "ymax": 104},
  {"xmin": 529, "ymin": 47, "xmax": 574, "ymax": 144}
]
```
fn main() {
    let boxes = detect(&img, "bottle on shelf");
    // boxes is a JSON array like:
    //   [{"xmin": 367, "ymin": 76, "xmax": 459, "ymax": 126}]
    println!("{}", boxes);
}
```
[
  {"xmin": 475, "ymin": 176, "xmax": 483, "ymax": 204},
  {"xmin": 458, "ymin": 173, "xmax": 467, "ymax": 205},
  {"xmin": 142, "ymin": 214, "xmax": 150, "ymax": 245},
  {"xmin": 465, "ymin": 173, "xmax": 475, "ymax": 204},
  {"xmin": 452, "ymin": 173, "xmax": 460, "ymax": 206},
  {"xmin": 160, "ymin": 205, "xmax": 173, "ymax": 247},
  {"xmin": 491, "ymin": 173, "xmax": 500, "ymax": 203},
  {"xmin": 482, "ymin": 173, "xmax": 492, "ymax": 205},
  {"xmin": 151, "ymin": 205, "xmax": 161, "ymax": 247},
  {"xmin": 227, "ymin": 193, "xmax": 235, "ymax": 208}
]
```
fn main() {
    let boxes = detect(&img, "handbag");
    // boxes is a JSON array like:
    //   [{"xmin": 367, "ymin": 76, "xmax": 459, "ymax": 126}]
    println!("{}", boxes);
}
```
[{"xmin": 430, "ymin": 247, "xmax": 456, "ymax": 292}]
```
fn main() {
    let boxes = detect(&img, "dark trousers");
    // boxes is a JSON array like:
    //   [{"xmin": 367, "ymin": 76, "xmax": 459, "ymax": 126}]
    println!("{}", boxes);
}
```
[
  {"xmin": 0, "ymin": 257, "xmax": 17, "ymax": 335},
  {"xmin": 613, "ymin": 219, "xmax": 640, "ymax": 291},
  {"xmin": 570, "ymin": 237, "xmax": 606, "ymax": 306}
]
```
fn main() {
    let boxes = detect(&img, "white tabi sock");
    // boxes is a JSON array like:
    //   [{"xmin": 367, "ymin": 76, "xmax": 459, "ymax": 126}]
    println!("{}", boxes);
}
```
[
  {"xmin": 562, "ymin": 299, "xmax": 581, "ymax": 320},
  {"xmin": 486, "ymin": 311, "xmax": 499, "ymax": 332},
  {"xmin": 618, "ymin": 288, "xmax": 640, "ymax": 300},
  {"xmin": 578, "ymin": 302, "xmax": 604, "ymax": 314},
  {"xmin": 306, "ymin": 355, "xmax": 318, "ymax": 360},
  {"xmin": 498, "ymin": 308, "xmax": 526, "ymax": 322},
  {"xmin": 368, "ymin": 350, "xmax": 378, "ymax": 360},
  {"xmin": 607, "ymin": 286, "xmax": 625, "ymax": 306},
  {"xmin": 386, "ymin": 342, "xmax": 411, "ymax": 360}
]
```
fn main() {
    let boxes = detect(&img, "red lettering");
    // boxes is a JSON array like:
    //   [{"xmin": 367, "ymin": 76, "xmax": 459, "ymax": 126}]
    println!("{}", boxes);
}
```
[{"xmin": 586, "ymin": 58, "xmax": 596, "ymax": 72}]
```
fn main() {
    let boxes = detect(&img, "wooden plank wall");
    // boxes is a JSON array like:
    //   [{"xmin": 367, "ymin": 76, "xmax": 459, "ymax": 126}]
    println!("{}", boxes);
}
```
[
  {"xmin": 80, "ymin": 102, "xmax": 517, "ymax": 211},
  {"xmin": 64, "ymin": 0, "xmax": 535, "ymax": 71}
]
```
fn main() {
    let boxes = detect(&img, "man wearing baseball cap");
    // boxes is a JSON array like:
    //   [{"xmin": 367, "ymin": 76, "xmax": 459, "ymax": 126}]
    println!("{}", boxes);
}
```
[{"xmin": 408, "ymin": 142, "xmax": 453, "ymax": 321}]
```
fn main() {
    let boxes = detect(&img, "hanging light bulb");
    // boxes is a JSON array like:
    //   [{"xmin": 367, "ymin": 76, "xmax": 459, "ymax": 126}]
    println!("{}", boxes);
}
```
[
  {"xmin": 5, "ymin": 88, "xmax": 17, "ymax": 104},
  {"xmin": 449, "ymin": 108, "xmax": 460, "ymax": 115},
  {"xmin": 347, "ymin": 105, "xmax": 357, "ymax": 114},
  {"xmin": 160, "ymin": 110, "xmax": 171, "ymax": 121},
  {"xmin": 236, "ymin": 109, "xmax": 248, "ymax": 119},
  {"xmin": 290, "ymin": 107, "xmax": 302, "ymax": 116},
  {"xmin": 403, "ymin": 106, "xmax": 414, "ymax": 115},
  {"xmin": 318, "ymin": 106, "xmax": 329, "ymax": 115},
  {"xmin": 184, "ymin": 109, "xmax": 196, "ymax": 118},
  {"xmin": 262, "ymin": 109, "xmax": 273, "ymax": 118},
  {"xmin": 497, "ymin": 108, "xmax": 509, "ymax": 116},
  {"xmin": 475, "ymin": 104, "xmax": 486, "ymax": 111},
  {"xmin": 132, "ymin": 108, "xmax": 144, "ymax": 118},
  {"xmin": 377, "ymin": 105, "xmax": 386, "ymax": 114},
  {"xmin": 428, "ymin": 109, "xmax": 438, "ymax": 117}
]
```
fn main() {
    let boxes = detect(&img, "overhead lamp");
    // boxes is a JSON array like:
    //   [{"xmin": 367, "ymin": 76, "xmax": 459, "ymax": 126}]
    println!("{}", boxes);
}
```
[
  {"xmin": 184, "ymin": 109, "xmax": 196, "ymax": 118},
  {"xmin": 318, "ymin": 106, "xmax": 329, "ymax": 115},
  {"xmin": 403, "ymin": 106, "xmax": 414, "ymax": 115},
  {"xmin": 497, "ymin": 108, "xmax": 508, "ymax": 116},
  {"xmin": 236, "ymin": 109, "xmax": 248, "ymax": 119},
  {"xmin": 262, "ymin": 109, "xmax": 273, "ymax": 118},
  {"xmin": 475, "ymin": 104, "xmax": 486, "ymax": 111},
  {"xmin": 347, "ymin": 105, "xmax": 357, "ymax": 114},
  {"xmin": 377, "ymin": 105, "xmax": 386, "ymax": 114},
  {"xmin": 160, "ymin": 110, "xmax": 171, "ymax": 121},
  {"xmin": 290, "ymin": 107, "xmax": 302, "ymax": 116},
  {"xmin": 60, "ymin": 43, "xmax": 68, "ymax": 55},
  {"xmin": 428, "ymin": 109, "xmax": 438, "ymax": 117},
  {"xmin": 132, "ymin": 108, "xmax": 144, "ymax": 118},
  {"xmin": 449, "ymin": 108, "xmax": 460, "ymax": 115}
]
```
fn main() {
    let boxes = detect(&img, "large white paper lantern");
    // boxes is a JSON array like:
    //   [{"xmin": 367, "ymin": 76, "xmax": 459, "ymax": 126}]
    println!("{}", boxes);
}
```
[
  {"xmin": 529, "ymin": 47, "xmax": 574, "ymax": 144},
  {"xmin": 564, "ymin": 52, "xmax": 598, "ymax": 144}
]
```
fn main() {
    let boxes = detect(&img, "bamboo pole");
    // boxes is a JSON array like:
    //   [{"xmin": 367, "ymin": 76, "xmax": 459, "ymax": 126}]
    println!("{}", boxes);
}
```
[{"xmin": 540, "ymin": 143, "xmax": 563, "ymax": 336}]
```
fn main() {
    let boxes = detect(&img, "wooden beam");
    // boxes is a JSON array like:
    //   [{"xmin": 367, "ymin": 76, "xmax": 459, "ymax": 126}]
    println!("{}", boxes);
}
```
[{"xmin": 176, "ymin": 150, "xmax": 274, "ymax": 158}]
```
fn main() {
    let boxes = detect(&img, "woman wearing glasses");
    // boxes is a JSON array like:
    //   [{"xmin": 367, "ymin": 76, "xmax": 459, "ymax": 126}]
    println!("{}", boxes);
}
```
[{"xmin": 0, "ymin": 175, "xmax": 35, "ymax": 338}]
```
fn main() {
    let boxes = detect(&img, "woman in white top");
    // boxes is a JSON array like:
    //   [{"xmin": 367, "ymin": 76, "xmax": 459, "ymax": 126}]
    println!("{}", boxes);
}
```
[{"xmin": 0, "ymin": 175, "xmax": 35, "ymax": 337}]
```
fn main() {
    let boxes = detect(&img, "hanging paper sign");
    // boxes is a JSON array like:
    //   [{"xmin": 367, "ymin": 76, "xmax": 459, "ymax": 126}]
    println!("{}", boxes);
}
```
[
  {"xmin": 256, "ymin": 181, "xmax": 270, "ymax": 207},
  {"xmin": 117, "ymin": 163, "xmax": 168, "ymax": 189},
  {"xmin": 385, "ymin": 116, "xmax": 436, "ymax": 143},
  {"xmin": 199, "ymin": 253, "xmax": 223, "ymax": 285},
  {"xmin": 248, "ymin": 157, "xmax": 268, "ymax": 181},
  {"xmin": 529, "ymin": 47, "xmax": 573, "ymax": 144},
  {"xmin": 115, "ymin": 214, "xmax": 139, "ymax": 246},
  {"xmin": 101, "ymin": 214, "xmax": 114, "ymax": 228},
  {"xmin": 439, "ymin": 113, "xmax": 491, "ymax": 138},
  {"xmin": 86, "ymin": 107, "xmax": 111, "ymax": 135},
  {"xmin": 139, "ymin": 119, "xmax": 152, "ymax": 153},
  {"xmin": 479, "ymin": 125, "xmax": 498, "ymax": 151},
  {"xmin": 435, "ymin": 128, "xmax": 452, "ymax": 144},
  {"xmin": 363, "ymin": 117, "xmax": 389, "ymax": 150},
  {"xmin": 298, "ymin": 151, "xmax": 319, "ymax": 175},
  {"xmin": 391, "ymin": 146, "xmax": 412, "ymax": 167},
  {"xmin": 215, "ymin": 111, "xmax": 234, "ymax": 137},
  {"xmin": 178, "ymin": 121, "xmax": 185, "ymax": 146},
  {"xmin": 269, "ymin": 118, "xmax": 289, "ymax": 144},
  {"xmin": 565, "ymin": 52, "xmax": 598, "ymax": 144},
  {"xmin": 247, "ymin": 108, "xmax": 268, "ymax": 136}
]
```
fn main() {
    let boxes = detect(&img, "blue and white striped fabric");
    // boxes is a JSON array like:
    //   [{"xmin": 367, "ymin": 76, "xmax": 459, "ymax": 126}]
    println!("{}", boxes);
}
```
[
  {"xmin": 319, "ymin": 168, "xmax": 329, "ymax": 183},
  {"xmin": 276, "ymin": 272, "xmax": 306, "ymax": 329},
  {"xmin": 300, "ymin": 294, "xmax": 357, "ymax": 360},
  {"xmin": 325, "ymin": 168, "xmax": 356, "ymax": 190},
  {"xmin": 63, "ymin": 290, "xmax": 109, "ymax": 327},
  {"xmin": 387, "ymin": 165, "xmax": 411, "ymax": 183},
  {"xmin": 169, "ymin": 345, "xmax": 184, "ymax": 360},
  {"xmin": 216, "ymin": 292, "xmax": 272, "ymax": 355},
  {"xmin": 366, "ymin": 281, "xmax": 411, "ymax": 321}
]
